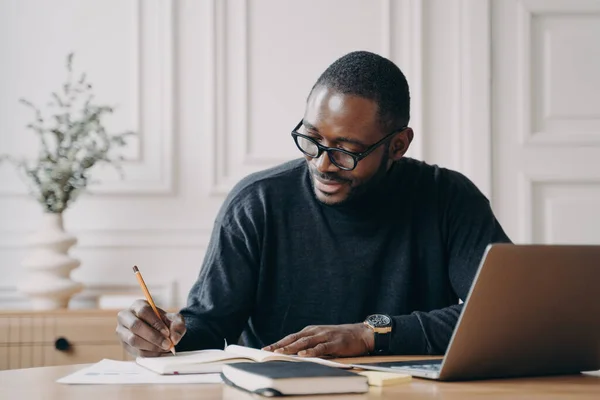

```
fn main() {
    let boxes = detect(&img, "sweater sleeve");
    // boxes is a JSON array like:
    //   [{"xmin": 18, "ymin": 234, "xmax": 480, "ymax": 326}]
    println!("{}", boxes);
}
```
[
  {"xmin": 389, "ymin": 171, "xmax": 512, "ymax": 355},
  {"xmin": 176, "ymin": 188, "xmax": 262, "ymax": 351}
]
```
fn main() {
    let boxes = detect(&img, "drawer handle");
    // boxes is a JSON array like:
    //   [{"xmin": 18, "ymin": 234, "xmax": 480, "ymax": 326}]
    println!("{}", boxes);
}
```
[{"xmin": 55, "ymin": 337, "xmax": 71, "ymax": 352}]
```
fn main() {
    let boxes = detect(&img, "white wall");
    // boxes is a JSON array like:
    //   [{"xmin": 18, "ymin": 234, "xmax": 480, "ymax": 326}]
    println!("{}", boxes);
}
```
[{"xmin": 1, "ymin": 0, "xmax": 596, "ymax": 310}]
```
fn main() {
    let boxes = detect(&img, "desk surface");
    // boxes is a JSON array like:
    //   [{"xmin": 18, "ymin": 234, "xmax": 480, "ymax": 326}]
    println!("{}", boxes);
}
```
[{"xmin": 1, "ymin": 355, "xmax": 599, "ymax": 399}]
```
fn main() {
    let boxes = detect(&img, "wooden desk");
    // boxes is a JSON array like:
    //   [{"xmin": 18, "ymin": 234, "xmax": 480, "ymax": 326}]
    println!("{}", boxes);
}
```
[{"xmin": 0, "ymin": 356, "xmax": 599, "ymax": 399}]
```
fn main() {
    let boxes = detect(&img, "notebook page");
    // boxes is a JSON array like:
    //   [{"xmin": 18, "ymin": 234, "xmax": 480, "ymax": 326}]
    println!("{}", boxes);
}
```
[
  {"xmin": 225, "ymin": 345, "xmax": 351, "ymax": 368},
  {"xmin": 225, "ymin": 344, "xmax": 278, "ymax": 362},
  {"xmin": 136, "ymin": 349, "xmax": 251, "ymax": 373}
]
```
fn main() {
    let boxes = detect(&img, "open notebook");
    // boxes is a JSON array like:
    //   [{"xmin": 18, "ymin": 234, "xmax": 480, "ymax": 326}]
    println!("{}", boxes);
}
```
[{"xmin": 136, "ymin": 344, "xmax": 351, "ymax": 375}]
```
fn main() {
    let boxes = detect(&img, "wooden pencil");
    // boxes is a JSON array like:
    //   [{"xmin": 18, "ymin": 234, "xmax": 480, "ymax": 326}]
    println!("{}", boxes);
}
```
[{"xmin": 133, "ymin": 265, "xmax": 176, "ymax": 355}]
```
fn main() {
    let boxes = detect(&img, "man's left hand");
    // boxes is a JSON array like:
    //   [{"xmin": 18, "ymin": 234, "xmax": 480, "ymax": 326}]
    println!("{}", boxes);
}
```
[{"xmin": 262, "ymin": 323, "xmax": 374, "ymax": 357}]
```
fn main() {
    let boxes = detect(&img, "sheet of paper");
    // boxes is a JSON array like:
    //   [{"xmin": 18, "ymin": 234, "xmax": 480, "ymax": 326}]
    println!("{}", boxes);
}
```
[{"xmin": 56, "ymin": 359, "xmax": 222, "ymax": 385}]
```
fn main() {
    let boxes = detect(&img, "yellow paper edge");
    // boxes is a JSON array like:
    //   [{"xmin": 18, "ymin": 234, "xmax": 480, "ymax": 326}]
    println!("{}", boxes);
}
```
[{"xmin": 358, "ymin": 371, "xmax": 412, "ymax": 386}]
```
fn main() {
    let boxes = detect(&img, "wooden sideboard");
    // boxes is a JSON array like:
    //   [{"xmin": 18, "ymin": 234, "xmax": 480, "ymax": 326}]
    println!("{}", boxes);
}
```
[{"xmin": 0, "ymin": 309, "xmax": 129, "ymax": 370}]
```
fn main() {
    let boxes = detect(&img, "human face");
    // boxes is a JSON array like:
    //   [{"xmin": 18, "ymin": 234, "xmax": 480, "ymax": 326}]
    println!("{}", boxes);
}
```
[{"xmin": 298, "ymin": 86, "xmax": 411, "ymax": 206}]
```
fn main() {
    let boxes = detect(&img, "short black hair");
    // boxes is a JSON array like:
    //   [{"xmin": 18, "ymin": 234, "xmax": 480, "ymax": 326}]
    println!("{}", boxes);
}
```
[{"xmin": 310, "ymin": 50, "xmax": 410, "ymax": 132}]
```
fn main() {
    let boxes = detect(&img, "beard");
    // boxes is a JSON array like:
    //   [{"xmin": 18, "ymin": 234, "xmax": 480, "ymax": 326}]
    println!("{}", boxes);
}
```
[{"xmin": 308, "ymin": 150, "xmax": 390, "ymax": 207}]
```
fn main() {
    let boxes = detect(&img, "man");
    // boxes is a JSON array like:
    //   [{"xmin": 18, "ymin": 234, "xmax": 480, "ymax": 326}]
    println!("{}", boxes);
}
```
[{"xmin": 116, "ymin": 51, "xmax": 511, "ymax": 358}]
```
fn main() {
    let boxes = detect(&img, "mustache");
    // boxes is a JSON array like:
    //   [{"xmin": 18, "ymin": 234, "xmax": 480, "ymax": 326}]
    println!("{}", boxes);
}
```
[{"xmin": 308, "ymin": 166, "xmax": 351, "ymax": 184}]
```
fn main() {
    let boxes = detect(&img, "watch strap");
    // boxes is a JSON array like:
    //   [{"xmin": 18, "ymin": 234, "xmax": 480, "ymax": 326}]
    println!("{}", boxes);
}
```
[{"xmin": 373, "ymin": 330, "xmax": 391, "ymax": 355}]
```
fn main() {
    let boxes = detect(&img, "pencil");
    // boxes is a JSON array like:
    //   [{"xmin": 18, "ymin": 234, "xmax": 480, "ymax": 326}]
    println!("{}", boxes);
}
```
[{"xmin": 132, "ymin": 265, "xmax": 176, "ymax": 355}]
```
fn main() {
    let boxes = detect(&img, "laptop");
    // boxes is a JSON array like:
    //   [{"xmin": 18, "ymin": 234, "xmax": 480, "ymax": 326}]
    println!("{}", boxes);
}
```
[{"xmin": 355, "ymin": 244, "xmax": 600, "ymax": 381}]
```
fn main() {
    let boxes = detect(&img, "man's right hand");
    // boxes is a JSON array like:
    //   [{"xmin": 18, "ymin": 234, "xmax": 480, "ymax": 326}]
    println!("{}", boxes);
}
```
[{"xmin": 116, "ymin": 300, "xmax": 186, "ymax": 357}]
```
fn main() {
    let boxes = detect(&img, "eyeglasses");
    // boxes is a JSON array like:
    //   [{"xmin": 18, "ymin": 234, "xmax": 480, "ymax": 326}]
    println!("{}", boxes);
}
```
[{"xmin": 291, "ymin": 120, "xmax": 407, "ymax": 171}]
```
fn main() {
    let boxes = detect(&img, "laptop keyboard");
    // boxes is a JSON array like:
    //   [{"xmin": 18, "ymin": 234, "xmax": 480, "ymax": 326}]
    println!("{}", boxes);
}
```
[
  {"xmin": 362, "ymin": 359, "xmax": 443, "ymax": 373},
  {"xmin": 393, "ymin": 363, "xmax": 442, "ymax": 371}
]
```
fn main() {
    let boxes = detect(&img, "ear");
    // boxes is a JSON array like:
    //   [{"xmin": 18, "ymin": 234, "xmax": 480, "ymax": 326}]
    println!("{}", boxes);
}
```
[{"xmin": 389, "ymin": 128, "xmax": 413, "ymax": 161}]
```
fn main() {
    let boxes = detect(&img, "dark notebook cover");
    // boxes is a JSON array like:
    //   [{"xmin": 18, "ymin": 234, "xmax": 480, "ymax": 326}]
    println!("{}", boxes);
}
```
[
  {"xmin": 228, "ymin": 360, "xmax": 359, "ymax": 378},
  {"xmin": 221, "ymin": 361, "xmax": 368, "ymax": 397}
]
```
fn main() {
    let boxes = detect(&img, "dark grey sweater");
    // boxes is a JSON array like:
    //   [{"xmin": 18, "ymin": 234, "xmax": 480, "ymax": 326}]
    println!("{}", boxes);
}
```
[{"xmin": 177, "ymin": 158, "xmax": 511, "ymax": 355}]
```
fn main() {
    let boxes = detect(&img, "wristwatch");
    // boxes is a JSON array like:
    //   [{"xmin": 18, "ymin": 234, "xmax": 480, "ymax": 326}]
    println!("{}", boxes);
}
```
[{"xmin": 363, "ymin": 314, "xmax": 393, "ymax": 355}]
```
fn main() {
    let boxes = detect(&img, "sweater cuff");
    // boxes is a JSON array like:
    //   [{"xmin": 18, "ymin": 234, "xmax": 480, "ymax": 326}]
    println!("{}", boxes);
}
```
[{"xmin": 389, "ymin": 314, "xmax": 428, "ymax": 355}]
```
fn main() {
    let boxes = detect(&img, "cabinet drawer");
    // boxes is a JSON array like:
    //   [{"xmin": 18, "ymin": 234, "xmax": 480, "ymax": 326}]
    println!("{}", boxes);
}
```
[
  {"xmin": 49, "ymin": 315, "xmax": 119, "ymax": 344},
  {"xmin": 0, "ymin": 312, "xmax": 119, "ymax": 345},
  {"xmin": 0, "ymin": 343, "xmax": 128, "ymax": 369},
  {"xmin": 0, "ymin": 317, "xmax": 48, "ymax": 345},
  {"xmin": 0, "ymin": 310, "xmax": 126, "ymax": 370}
]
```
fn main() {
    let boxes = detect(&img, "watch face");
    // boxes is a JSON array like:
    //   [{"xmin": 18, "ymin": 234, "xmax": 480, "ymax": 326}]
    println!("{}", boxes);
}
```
[{"xmin": 367, "ymin": 314, "xmax": 391, "ymax": 327}]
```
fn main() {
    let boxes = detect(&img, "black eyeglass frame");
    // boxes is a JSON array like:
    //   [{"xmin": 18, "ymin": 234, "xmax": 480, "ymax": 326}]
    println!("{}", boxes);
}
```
[{"xmin": 290, "ymin": 119, "xmax": 407, "ymax": 171}]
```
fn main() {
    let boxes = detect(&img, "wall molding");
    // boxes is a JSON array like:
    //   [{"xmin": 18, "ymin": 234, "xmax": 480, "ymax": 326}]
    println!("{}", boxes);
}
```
[
  {"xmin": 97, "ymin": 0, "xmax": 175, "ymax": 195},
  {"xmin": 380, "ymin": 0, "xmax": 392, "ymax": 59},
  {"xmin": 0, "ymin": 0, "xmax": 175, "ymax": 196},
  {"xmin": 207, "ymin": 0, "xmax": 258, "ymax": 195},
  {"xmin": 241, "ymin": 0, "xmax": 395, "ymax": 165},
  {"xmin": 207, "ymin": 0, "xmax": 410, "ymax": 196},
  {"xmin": 517, "ymin": 0, "xmax": 600, "ymax": 147},
  {"xmin": 517, "ymin": 173, "xmax": 600, "ymax": 243},
  {"xmin": 393, "ymin": 0, "xmax": 424, "ymax": 162},
  {"xmin": 516, "ymin": 0, "xmax": 535, "ymax": 148},
  {"xmin": 456, "ymin": 0, "xmax": 492, "ymax": 201},
  {"xmin": 207, "ymin": 0, "xmax": 229, "ymax": 195}
]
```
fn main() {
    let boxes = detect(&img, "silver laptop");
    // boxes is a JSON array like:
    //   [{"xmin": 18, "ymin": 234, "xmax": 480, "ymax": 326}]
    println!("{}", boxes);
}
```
[{"xmin": 356, "ymin": 244, "xmax": 600, "ymax": 381}]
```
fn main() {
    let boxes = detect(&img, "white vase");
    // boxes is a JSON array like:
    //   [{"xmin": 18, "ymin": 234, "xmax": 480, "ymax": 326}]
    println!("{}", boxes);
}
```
[{"xmin": 17, "ymin": 212, "xmax": 84, "ymax": 309}]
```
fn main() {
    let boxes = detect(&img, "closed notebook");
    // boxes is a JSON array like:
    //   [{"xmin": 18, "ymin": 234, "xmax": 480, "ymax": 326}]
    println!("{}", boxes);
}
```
[
  {"xmin": 136, "ymin": 344, "xmax": 351, "ymax": 375},
  {"xmin": 221, "ymin": 360, "xmax": 369, "ymax": 396}
]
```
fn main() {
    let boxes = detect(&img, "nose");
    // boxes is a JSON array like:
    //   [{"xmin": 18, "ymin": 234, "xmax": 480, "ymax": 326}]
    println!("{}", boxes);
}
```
[{"xmin": 314, "ymin": 150, "xmax": 340, "ymax": 173}]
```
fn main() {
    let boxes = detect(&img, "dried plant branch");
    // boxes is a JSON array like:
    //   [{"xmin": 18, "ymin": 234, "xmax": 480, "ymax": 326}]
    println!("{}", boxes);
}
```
[{"xmin": 0, "ymin": 53, "xmax": 136, "ymax": 213}]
